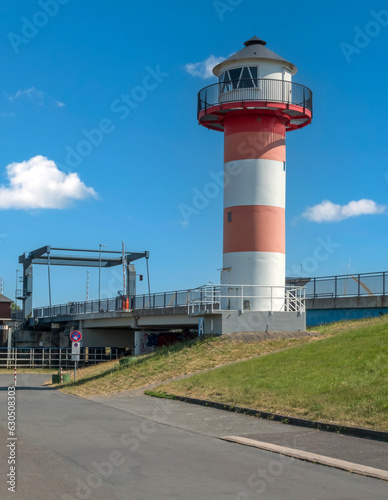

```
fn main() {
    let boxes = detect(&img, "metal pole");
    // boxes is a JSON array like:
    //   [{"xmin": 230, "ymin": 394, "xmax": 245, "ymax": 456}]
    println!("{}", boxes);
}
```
[
  {"xmin": 60, "ymin": 366, "xmax": 63, "ymax": 384},
  {"xmin": 146, "ymin": 253, "xmax": 151, "ymax": 309},
  {"xmin": 15, "ymin": 269, "xmax": 18, "ymax": 303},
  {"xmin": 74, "ymin": 360, "xmax": 77, "ymax": 382},
  {"xmin": 7, "ymin": 326, "xmax": 12, "ymax": 369},
  {"xmin": 122, "ymin": 242, "xmax": 126, "ymax": 298},
  {"xmin": 98, "ymin": 243, "xmax": 107, "ymax": 308},
  {"xmin": 47, "ymin": 250, "xmax": 52, "ymax": 315},
  {"xmin": 98, "ymin": 245, "xmax": 102, "ymax": 302}
]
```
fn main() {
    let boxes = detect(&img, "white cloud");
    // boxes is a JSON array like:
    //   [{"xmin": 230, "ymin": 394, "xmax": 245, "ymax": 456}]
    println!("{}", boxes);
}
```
[
  {"xmin": 302, "ymin": 199, "xmax": 386, "ymax": 223},
  {"xmin": 6, "ymin": 87, "xmax": 44, "ymax": 104},
  {"xmin": 5, "ymin": 87, "xmax": 65, "ymax": 108},
  {"xmin": 0, "ymin": 155, "xmax": 97, "ymax": 210},
  {"xmin": 184, "ymin": 55, "xmax": 225, "ymax": 79}
]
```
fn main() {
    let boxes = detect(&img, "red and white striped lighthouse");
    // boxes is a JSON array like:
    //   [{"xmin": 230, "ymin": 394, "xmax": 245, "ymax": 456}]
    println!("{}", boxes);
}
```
[{"xmin": 197, "ymin": 37, "xmax": 312, "ymax": 311}]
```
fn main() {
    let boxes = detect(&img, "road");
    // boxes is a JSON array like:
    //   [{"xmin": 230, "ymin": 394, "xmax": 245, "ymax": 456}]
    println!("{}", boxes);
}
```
[{"xmin": 0, "ymin": 374, "xmax": 387, "ymax": 500}]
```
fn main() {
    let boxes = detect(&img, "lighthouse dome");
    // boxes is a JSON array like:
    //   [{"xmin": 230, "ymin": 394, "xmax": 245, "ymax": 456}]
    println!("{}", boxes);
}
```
[
  {"xmin": 213, "ymin": 36, "xmax": 297, "ymax": 84},
  {"xmin": 197, "ymin": 36, "xmax": 312, "ymax": 133}
]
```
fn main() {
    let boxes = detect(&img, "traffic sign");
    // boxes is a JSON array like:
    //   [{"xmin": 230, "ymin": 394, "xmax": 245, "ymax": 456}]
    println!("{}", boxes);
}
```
[
  {"xmin": 72, "ymin": 342, "xmax": 80, "ymax": 355},
  {"xmin": 72, "ymin": 341, "xmax": 81, "ymax": 362},
  {"xmin": 70, "ymin": 330, "xmax": 82, "ymax": 342}
]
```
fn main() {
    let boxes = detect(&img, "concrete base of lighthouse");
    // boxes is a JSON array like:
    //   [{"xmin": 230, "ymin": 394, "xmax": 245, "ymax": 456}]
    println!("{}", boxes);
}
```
[{"xmin": 199, "ymin": 310, "xmax": 306, "ymax": 336}]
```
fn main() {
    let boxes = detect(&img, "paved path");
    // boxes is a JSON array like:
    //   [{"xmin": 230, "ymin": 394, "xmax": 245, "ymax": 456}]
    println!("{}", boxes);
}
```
[
  {"xmin": 91, "ymin": 390, "xmax": 388, "ymax": 471},
  {"xmin": 0, "ymin": 374, "xmax": 387, "ymax": 500}
]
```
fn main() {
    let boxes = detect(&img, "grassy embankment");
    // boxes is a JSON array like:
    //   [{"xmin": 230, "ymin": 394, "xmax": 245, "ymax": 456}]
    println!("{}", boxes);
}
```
[
  {"xmin": 153, "ymin": 317, "xmax": 388, "ymax": 431},
  {"xmin": 53, "ymin": 316, "xmax": 388, "ymax": 431},
  {"xmin": 58, "ymin": 334, "xmax": 321, "ymax": 397}
]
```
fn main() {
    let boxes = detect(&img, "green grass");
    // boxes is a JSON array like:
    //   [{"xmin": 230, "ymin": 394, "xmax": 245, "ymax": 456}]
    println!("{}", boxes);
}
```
[
  {"xmin": 59, "ymin": 334, "xmax": 321, "ymax": 397},
  {"xmin": 156, "ymin": 316, "xmax": 388, "ymax": 431}
]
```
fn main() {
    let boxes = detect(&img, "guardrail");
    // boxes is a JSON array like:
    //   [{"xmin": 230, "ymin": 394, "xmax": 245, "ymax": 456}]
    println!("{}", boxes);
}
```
[
  {"xmin": 33, "ymin": 289, "xmax": 191, "ymax": 319},
  {"xmin": 0, "ymin": 347, "xmax": 129, "ymax": 368},
  {"xmin": 188, "ymin": 285, "xmax": 305, "ymax": 315},
  {"xmin": 197, "ymin": 78, "xmax": 313, "ymax": 117},
  {"xmin": 303, "ymin": 272, "xmax": 387, "ymax": 299},
  {"xmin": 31, "ymin": 272, "xmax": 388, "ymax": 320}
]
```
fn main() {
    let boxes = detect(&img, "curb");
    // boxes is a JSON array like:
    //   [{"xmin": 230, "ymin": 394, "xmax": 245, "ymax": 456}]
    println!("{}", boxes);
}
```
[
  {"xmin": 146, "ymin": 392, "xmax": 388, "ymax": 442},
  {"xmin": 220, "ymin": 436, "xmax": 388, "ymax": 482}
]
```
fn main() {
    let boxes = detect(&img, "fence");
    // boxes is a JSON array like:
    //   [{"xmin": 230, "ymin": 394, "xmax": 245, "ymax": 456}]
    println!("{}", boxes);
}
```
[
  {"xmin": 33, "ymin": 289, "xmax": 191, "ymax": 319},
  {"xmin": 0, "ymin": 347, "xmax": 129, "ymax": 368},
  {"xmin": 304, "ymin": 272, "xmax": 387, "ymax": 299},
  {"xmin": 31, "ymin": 272, "xmax": 388, "ymax": 321}
]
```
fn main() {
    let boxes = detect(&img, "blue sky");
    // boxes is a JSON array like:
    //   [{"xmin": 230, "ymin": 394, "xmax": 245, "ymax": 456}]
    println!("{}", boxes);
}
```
[{"xmin": 0, "ymin": 0, "xmax": 388, "ymax": 306}]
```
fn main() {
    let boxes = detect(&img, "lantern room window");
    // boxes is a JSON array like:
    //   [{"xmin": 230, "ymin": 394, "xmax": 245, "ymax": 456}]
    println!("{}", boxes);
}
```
[{"xmin": 219, "ymin": 66, "xmax": 258, "ymax": 92}]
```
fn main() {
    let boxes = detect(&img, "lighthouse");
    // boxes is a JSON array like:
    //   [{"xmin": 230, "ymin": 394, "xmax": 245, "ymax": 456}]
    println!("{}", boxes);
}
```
[{"xmin": 197, "ymin": 37, "xmax": 312, "ymax": 315}]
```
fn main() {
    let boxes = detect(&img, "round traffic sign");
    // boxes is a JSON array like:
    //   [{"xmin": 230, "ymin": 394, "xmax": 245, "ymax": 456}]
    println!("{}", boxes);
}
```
[{"xmin": 70, "ymin": 330, "xmax": 82, "ymax": 342}]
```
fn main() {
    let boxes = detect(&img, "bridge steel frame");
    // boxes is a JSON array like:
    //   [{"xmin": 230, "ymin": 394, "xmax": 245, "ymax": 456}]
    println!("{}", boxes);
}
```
[{"xmin": 18, "ymin": 246, "xmax": 149, "ymax": 326}]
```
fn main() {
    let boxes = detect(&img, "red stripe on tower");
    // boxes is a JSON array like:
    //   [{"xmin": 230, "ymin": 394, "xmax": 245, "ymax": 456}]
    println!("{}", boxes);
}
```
[{"xmin": 223, "ymin": 205, "xmax": 285, "ymax": 254}]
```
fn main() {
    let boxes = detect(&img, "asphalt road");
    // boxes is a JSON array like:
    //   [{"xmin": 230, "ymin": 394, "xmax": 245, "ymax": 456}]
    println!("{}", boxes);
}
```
[
  {"xmin": 0, "ymin": 374, "xmax": 387, "ymax": 500},
  {"xmin": 91, "ymin": 390, "xmax": 388, "ymax": 471}
]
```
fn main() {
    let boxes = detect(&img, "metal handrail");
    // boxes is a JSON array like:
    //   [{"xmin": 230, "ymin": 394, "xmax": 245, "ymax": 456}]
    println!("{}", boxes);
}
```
[
  {"xmin": 33, "ymin": 288, "xmax": 192, "ymax": 319},
  {"xmin": 32, "ymin": 271, "xmax": 388, "ymax": 320},
  {"xmin": 305, "ymin": 271, "xmax": 388, "ymax": 300},
  {"xmin": 188, "ymin": 284, "xmax": 306, "ymax": 315},
  {"xmin": 0, "ymin": 347, "xmax": 126, "ymax": 368},
  {"xmin": 197, "ymin": 78, "xmax": 313, "ymax": 117}
]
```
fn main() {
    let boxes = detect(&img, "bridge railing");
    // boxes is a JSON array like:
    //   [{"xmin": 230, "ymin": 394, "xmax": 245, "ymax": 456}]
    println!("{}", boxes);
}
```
[
  {"xmin": 33, "ymin": 297, "xmax": 122, "ymax": 319},
  {"xmin": 33, "ymin": 289, "xmax": 191, "ymax": 319},
  {"xmin": 32, "ymin": 271, "xmax": 388, "ymax": 320},
  {"xmin": 133, "ymin": 290, "xmax": 190, "ymax": 309},
  {"xmin": 303, "ymin": 271, "xmax": 387, "ymax": 299}
]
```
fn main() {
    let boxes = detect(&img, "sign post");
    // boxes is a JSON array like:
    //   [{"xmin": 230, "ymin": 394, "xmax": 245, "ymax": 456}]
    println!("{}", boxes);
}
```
[
  {"xmin": 5, "ymin": 325, "xmax": 12, "ymax": 369},
  {"xmin": 70, "ymin": 331, "xmax": 82, "ymax": 382}
]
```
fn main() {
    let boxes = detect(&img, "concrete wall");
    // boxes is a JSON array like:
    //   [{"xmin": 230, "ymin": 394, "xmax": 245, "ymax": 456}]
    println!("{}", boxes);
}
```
[
  {"xmin": 306, "ymin": 295, "xmax": 388, "ymax": 326},
  {"xmin": 307, "ymin": 307, "xmax": 388, "ymax": 327},
  {"xmin": 306, "ymin": 295, "xmax": 388, "ymax": 310},
  {"xmin": 204, "ymin": 310, "xmax": 305, "ymax": 335}
]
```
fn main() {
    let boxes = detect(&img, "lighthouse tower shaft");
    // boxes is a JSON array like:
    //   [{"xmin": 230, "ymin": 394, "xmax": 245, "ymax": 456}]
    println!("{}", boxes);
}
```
[
  {"xmin": 222, "ymin": 113, "xmax": 286, "ymax": 310},
  {"xmin": 197, "ymin": 37, "xmax": 312, "ymax": 312}
]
